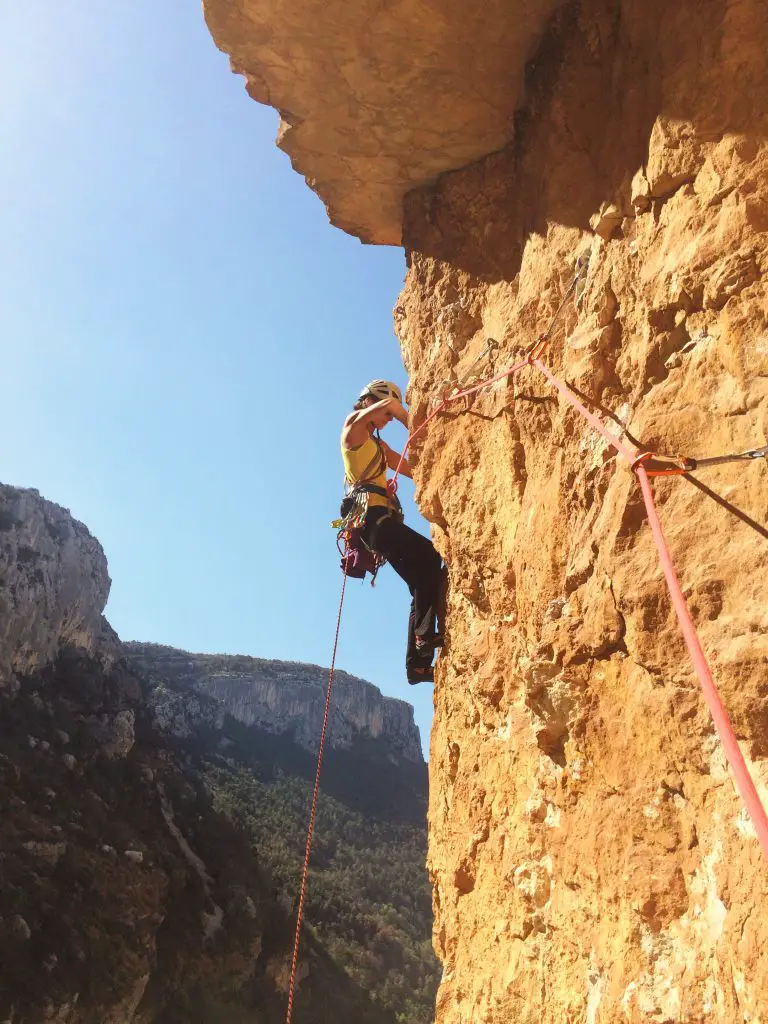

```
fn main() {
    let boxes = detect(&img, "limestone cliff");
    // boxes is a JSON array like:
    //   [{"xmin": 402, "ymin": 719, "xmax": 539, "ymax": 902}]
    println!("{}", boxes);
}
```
[
  {"xmin": 206, "ymin": 0, "xmax": 768, "ymax": 1019},
  {"xmin": 0, "ymin": 484, "xmax": 112, "ymax": 690},
  {"xmin": 127, "ymin": 643, "xmax": 423, "ymax": 764},
  {"xmin": 0, "ymin": 487, "xmax": 266, "ymax": 1021}
]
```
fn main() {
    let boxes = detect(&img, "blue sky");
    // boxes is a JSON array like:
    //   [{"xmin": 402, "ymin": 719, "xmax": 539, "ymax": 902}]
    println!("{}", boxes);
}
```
[{"xmin": 1, "ymin": 0, "xmax": 435, "ymax": 756}]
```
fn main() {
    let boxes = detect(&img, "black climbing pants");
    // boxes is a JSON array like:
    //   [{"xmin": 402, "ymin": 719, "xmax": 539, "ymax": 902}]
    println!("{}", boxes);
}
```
[{"xmin": 363, "ymin": 509, "xmax": 443, "ymax": 676}]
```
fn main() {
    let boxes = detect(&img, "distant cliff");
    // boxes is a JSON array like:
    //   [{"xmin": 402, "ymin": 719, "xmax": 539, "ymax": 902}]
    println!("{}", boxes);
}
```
[
  {"xmin": 127, "ymin": 643, "xmax": 424, "ymax": 764},
  {"xmin": 0, "ymin": 484, "xmax": 112, "ymax": 690}
]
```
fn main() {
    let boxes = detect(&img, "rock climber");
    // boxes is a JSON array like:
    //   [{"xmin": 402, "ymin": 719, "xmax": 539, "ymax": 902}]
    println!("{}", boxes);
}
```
[{"xmin": 341, "ymin": 379, "xmax": 443, "ymax": 684}]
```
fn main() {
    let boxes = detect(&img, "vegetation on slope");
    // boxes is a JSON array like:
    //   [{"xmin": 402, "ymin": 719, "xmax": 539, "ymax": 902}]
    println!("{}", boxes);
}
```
[
  {"xmin": 1, "ymin": 649, "xmax": 438, "ymax": 1024},
  {"xmin": 196, "ymin": 713, "xmax": 439, "ymax": 1024}
]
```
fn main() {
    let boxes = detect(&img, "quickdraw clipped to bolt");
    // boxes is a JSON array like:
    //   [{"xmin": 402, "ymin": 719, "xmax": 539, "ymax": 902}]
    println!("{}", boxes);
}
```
[
  {"xmin": 684, "ymin": 444, "xmax": 768, "ymax": 471},
  {"xmin": 525, "ymin": 337, "xmax": 549, "ymax": 364},
  {"xmin": 631, "ymin": 444, "xmax": 768, "ymax": 477},
  {"xmin": 522, "ymin": 250, "xmax": 591, "ymax": 364},
  {"xmin": 433, "ymin": 337, "xmax": 500, "ymax": 409},
  {"xmin": 457, "ymin": 336, "xmax": 499, "ymax": 390},
  {"xmin": 630, "ymin": 451, "xmax": 691, "ymax": 477},
  {"xmin": 574, "ymin": 250, "xmax": 591, "ymax": 308}
]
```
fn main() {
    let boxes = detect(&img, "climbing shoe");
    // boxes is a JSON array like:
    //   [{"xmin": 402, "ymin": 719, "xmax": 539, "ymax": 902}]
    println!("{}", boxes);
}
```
[
  {"xmin": 414, "ymin": 631, "xmax": 444, "ymax": 657},
  {"xmin": 407, "ymin": 665, "xmax": 434, "ymax": 685}
]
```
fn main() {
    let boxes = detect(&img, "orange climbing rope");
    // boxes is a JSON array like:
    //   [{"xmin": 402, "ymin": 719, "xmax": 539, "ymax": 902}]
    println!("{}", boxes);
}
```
[{"xmin": 285, "ymin": 555, "xmax": 349, "ymax": 1024}]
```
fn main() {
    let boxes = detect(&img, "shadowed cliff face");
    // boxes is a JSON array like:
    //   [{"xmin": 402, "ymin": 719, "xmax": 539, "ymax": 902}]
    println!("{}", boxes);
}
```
[
  {"xmin": 204, "ymin": 0, "xmax": 768, "ymax": 1019},
  {"xmin": 0, "ymin": 485, "xmax": 111, "ymax": 689}
]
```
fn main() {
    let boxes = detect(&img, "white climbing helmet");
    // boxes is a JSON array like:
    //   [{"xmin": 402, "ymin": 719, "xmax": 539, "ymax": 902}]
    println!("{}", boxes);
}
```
[{"xmin": 359, "ymin": 379, "xmax": 403, "ymax": 404}]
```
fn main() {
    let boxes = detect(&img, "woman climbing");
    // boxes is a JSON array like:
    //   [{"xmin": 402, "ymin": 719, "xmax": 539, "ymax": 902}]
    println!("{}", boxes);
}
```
[{"xmin": 341, "ymin": 380, "xmax": 443, "ymax": 684}]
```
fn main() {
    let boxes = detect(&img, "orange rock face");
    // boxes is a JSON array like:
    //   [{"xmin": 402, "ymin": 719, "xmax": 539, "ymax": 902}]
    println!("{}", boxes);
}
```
[
  {"xmin": 399, "ymin": 2, "xmax": 768, "ymax": 1019},
  {"xmin": 207, "ymin": 0, "xmax": 768, "ymax": 1018}
]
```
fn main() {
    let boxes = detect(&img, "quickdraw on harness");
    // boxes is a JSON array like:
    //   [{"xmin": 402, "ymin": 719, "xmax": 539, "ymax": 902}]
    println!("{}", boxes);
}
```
[{"xmin": 331, "ymin": 434, "xmax": 403, "ymax": 583}]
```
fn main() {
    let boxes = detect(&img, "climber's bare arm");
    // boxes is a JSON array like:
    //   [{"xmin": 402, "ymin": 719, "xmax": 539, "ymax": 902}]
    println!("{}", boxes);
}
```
[
  {"xmin": 382, "ymin": 442, "xmax": 412, "ymax": 478},
  {"xmin": 342, "ymin": 398, "xmax": 409, "ymax": 449}
]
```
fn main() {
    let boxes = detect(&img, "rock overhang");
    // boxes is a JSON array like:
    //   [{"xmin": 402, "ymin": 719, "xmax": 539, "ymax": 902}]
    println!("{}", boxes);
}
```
[{"xmin": 203, "ymin": 0, "xmax": 566, "ymax": 245}]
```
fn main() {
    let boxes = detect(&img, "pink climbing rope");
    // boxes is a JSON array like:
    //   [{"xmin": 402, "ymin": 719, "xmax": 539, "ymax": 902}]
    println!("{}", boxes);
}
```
[
  {"xmin": 389, "ymin": 357, "xmax": 530, "ymax": 492},
  {"xmin": 533, "ymin": 358, "xmax": 637, "ymax": 463},
  {"xmin": 635, "ymin": 465, "xmax": 768, "ymax": 859},
  {"xmin": 534, "ymin": 360, "xmax": 768, "ymax": 859}
]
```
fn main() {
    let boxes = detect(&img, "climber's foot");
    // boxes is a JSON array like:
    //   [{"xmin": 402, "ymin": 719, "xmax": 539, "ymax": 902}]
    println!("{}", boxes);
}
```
[
  {"xmin": 407, "ymin": 665, "xmax": 435, "ymax": 685},
  {"xmin": 415, "ymin": 631, "xmax": 444, "ymax": 655}
]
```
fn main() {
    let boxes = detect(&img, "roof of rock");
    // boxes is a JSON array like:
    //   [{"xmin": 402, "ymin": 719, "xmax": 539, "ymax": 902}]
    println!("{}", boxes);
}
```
[{"xmin": 203, "ymin": 0, "xmax": 564, "ymax": 244}]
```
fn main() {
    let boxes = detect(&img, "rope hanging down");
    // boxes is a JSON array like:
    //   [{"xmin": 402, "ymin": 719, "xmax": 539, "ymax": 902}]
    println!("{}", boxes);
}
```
[
  {"xmin": 285, "ymin": 555, "xmax": 349, "ymax": 1024},
  {"xmin": 533, "ymin": 359, "xmax": 768, "ymax": 861},
  {"xmin": 634, "ymin": 464, "xmax": 768, "ymax": 857}
]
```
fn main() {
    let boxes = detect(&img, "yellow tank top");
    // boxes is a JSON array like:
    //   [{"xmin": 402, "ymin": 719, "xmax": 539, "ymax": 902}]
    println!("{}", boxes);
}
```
[{"xmin": 341, "ymin": 434, "xmax": 390, "ymax": 509}]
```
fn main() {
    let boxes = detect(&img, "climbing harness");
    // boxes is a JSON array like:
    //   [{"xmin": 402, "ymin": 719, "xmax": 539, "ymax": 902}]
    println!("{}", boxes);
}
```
[
  {"xmin": 285, "ymin": 552, "xmax": 349, "ymax": 1024},
  {"xmin": 521, "ymin": 250, "xmax": 591, "ymax": 363},
  {"xmin": 332, "ymin": 433, "xmax": 403, "ymax": 583}
]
